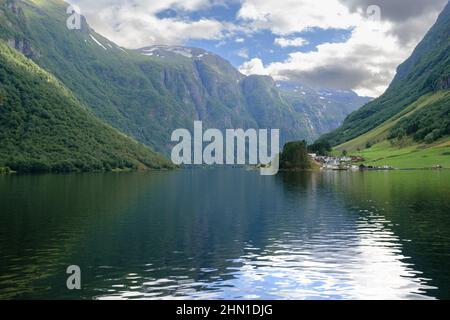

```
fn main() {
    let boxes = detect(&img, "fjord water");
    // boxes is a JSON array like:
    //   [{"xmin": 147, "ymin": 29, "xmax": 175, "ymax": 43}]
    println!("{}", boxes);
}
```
[{"xmin": 0, "ymin": 170, "xmax": 449, "ymax": 300}]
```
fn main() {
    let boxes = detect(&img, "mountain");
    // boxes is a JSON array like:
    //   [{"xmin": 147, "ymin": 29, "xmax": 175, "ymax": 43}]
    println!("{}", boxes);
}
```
[
  {"xmin": 0, "ymin": 0, "xmax": 369, "ymax": 155},
  {"xmin": 276, "ymin": 81, "xmax": 372, "ymax": 136},
  {"xmin": 318, "ymin": 1, "xmax": 450, "ymax": 168},
  {"xmin": 321, "ymin": 1, "xmax": 450, "ymax": 148},
  {"xmin": 0, "ymin": 40, "xmax": 174, "ymax": 173}
]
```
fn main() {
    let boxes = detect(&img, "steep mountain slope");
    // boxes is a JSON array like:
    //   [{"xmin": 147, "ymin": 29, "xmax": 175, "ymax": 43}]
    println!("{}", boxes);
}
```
[
  {"xmin": 136, "ymin": 46, "xmax": 316, "ymax": 144},
  {"xmin": 331, "ymin": 91, "xmax": 450, "ymax": 169},
  {"xmin": 321, "ymin": 1, "xmax": 450, "ymax": 147},
  {"xmin": 0, "ymin": 0, "xmax": 368, "ymax": 154},
  {"xmin": 277, "ymin": 81, "xmax": 372, "ymax": 136},
  {"xmin": 334, "ymin": 92, "xmax": 450, "ymax": 152},
  {"xmin": 0, "ymin": 40, "xmax": 173, "ymax": 173}
]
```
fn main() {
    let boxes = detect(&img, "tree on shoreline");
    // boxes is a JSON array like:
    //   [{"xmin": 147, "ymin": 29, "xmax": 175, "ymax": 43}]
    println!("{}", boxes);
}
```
[{"xmin": 280, "ymin": 141, "xmax": 312, "ymax": 170}]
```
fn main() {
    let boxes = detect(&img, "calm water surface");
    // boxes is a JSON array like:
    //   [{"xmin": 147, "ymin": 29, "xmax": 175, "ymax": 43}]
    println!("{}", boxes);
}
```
[{"xmin": 0, "ymin": 169, "xmax": 449, "ymax": 300}]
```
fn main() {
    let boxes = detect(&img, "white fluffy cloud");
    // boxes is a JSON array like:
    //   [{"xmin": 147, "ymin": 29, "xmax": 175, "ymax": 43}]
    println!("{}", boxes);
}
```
[
  {"xmin": 239, "ymin": 58, "xmax": 270, "ymax": 76},
  {"xmin": 237, "ymin": 0, "xmax": 363, "ymax": 34},
  {"xmin": 68, "ymin": 0, "xmax": 228, "ymax": 48},
  {"xmin": 274, "ymin": 37, "xmax": 308, "ymax": 48},
  {"xmin": 266, "ymin": 23, "xmax": 401, "ymax": 97},
  {"xmin": 238, "ymin": 0, "xmax": 447, "ymax": 97}
]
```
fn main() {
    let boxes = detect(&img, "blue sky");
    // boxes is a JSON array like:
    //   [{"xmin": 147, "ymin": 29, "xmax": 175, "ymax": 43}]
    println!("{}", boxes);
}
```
[
  {"xmin": 188, "ymin": 28, "xmax": 353, "ymax": 67},
  {"xmin": 69, "ymin": 0, "xmax": 448, "ymax": 97},
  {"xmin": 153, "ymin": 2, "xmax": 353, "ymax": 66}
]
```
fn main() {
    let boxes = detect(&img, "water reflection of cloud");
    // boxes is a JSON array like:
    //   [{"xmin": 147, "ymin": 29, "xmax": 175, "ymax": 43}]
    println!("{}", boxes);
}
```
[
  {"xmin": 97, "ymin": 210, "xmax": 436, "ymax": 300},
  {"xmin": 95, "ymin": 171, "xmax": 440, "ymax": 300},
  {"xmin": 193, "ymin": 214, "xmax": 435, "ymax": 300}
]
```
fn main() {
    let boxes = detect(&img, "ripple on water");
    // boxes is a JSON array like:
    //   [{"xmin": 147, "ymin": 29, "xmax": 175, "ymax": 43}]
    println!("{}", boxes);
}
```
[{"xmin": 95, "ymin": 211, "xmax": 437, "ymax": 300}]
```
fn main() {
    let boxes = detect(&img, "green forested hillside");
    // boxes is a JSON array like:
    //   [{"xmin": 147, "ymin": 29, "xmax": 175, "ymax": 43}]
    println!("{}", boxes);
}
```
[
  {"xmin": 0, "ymin": 41, "xmax": 173, "ymax": 173},
  {"xmin": 389, "ymin": 93, "xmax": 450, "ymax": 143},
  {"xmin": 331, "ymin": 91, "xmax": 450, "ymax": 169},
  {"xmin": 320, "ymin": 1, "xmax": 450, "ymax": 147},
  {"xmin": 334, "ymin": 92, "xmax": 450, "ymax": 151}
]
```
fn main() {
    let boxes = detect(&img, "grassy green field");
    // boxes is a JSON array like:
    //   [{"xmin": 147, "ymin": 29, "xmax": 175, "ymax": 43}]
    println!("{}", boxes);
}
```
[{"xmin": 350, "ymin": 139, "xmax": 450, "ymax": 169}]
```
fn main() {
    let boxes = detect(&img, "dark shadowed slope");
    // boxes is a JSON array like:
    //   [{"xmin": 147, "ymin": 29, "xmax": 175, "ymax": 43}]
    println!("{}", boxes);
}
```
[{"xmin": 0, "ymin": 41, "xmax": 174, "ymax": 173}]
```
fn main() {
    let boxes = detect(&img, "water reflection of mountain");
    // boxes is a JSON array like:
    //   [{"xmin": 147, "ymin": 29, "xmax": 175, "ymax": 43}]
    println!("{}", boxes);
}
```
[
  {"xmin": 0, "ymin": 172, "xmax": 169, "ymax": 299},
  {"xmin": 93, "ymin": 170, "xmax": 441, "ymax": 299},
  {"xmin": 1, "ymin": 170, "xmax": 448, "ymax": 299}
]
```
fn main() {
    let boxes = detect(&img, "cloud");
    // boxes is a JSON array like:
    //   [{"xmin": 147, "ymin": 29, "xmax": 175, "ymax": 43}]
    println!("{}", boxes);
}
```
[
  {"xmin": 340, "ymin": 0, "xmax": 448, "ymax": 22},
  {"xmin": 340, "ymin": 0, "xmax": 449, "ymax": 45},
  {"xmin": 236, "ymin": 48, "xmax": 249, "ymax": 58},
  {"xmin": 262, "ymin": 22, "xmax": 403, "ymax": 97},
  {"xmin": 67, "ymin": 0, "xmax": 229, "ymax": 48},
  {"xmin": 238, "ymin": 0, "xmax": 447, "ymax": 97},
  {"xmin": 274, "ymin": 37, "xmax": 308, "ymax": 48},
  {"xmin": 239, "ymin": 58, "xmax": 269, "ymax": 76},
  {"xmin": 240, "ymin": 23, "xmax": 406, "ymax": 97},
  {"xmin": 237, "ymin": 0, "xmax": 362, "ymax": 34}
]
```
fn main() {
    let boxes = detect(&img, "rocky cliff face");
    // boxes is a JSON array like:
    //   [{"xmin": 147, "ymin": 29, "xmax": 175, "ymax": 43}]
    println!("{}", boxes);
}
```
[
  {"xmin": 7, "ymin": 37, "xmax": 40, "ymax": 58},
  {"xmin": 436, "ymin": 76, "xmax": 450, "ymax": 90}
]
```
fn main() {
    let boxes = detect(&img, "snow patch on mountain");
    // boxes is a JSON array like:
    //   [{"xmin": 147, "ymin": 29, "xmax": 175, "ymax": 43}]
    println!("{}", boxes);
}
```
[{"xmin": 90, "ymin": 35, "xmax": 107, "ymax": 50}]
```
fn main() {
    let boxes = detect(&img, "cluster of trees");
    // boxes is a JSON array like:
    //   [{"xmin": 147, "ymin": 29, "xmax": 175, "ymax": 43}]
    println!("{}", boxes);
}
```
[
  {"xmin": 307, "ymin": 140, "xmax": 332, "ymax": 156},
  {"xmin": 389, "ymin": 94, "xmax": 450, "ymax": 144},
  {"xmin": 279, "ymin": 141, "xmax": 312, "ymax": 170}
]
